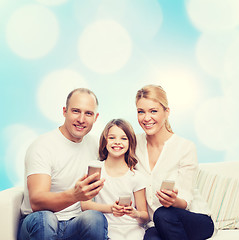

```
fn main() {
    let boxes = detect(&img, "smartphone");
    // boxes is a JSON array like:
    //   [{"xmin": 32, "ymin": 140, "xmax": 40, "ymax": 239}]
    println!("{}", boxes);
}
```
[
  {"xmin": 87, "ymin": 161, "xmax": 102, "ymax": 184},
  {"xmin": 118, "ymin": 195, "xmax": 131, "ymax": 206},
  {"xmin": 160, "ymin": 180, "xmax": 175, "ymax": 191}
]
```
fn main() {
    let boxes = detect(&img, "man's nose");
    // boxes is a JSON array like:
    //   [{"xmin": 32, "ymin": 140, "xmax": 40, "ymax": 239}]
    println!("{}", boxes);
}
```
[{"xmin": 78, "ymin": 114, "xmax": 85, "ymax": 123}]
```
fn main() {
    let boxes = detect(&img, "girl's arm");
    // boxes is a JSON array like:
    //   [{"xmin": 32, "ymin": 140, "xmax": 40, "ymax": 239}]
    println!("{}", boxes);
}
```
[
  {"xmin": 81, "ymin": 199, "xmax": 113, "ymax": 213},
  {"xmin": 81, "ymin": 199, "xmax": 125, "ymax": 217},
  {"xmin": 124, "ymin": 188, "xmax": 149, "ymax": 224}
]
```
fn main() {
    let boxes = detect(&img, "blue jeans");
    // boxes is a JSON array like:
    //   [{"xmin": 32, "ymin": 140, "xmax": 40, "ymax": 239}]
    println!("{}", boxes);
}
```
[
  {"xmin": 144, "ymin": 207, "xmax": 214, "ymax": 240},
  {"xmin": 18, "ymin": 210, "xmax": 108, "ymax": 240}
]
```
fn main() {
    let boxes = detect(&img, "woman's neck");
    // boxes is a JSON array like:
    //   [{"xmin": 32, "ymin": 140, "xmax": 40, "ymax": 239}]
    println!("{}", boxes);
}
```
[{"xmin": 146, "ymin": 128, "xmax": 173, "ymax": 147}]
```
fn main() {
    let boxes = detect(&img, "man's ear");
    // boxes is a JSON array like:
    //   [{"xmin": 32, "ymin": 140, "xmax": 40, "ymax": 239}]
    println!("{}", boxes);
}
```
[
  {"xmin": 94, "ymin": 113, "xmax": 99, "ymax": 122},
  {"xmin": 63, "ymin": 107, "xmax": 67, "ymax": 117}
]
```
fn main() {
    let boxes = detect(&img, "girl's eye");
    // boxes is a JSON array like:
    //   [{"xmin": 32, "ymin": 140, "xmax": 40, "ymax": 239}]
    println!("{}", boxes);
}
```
[
  {"xmin": 108, "ymin": 136, "xmax": 114, "ymax": 139},
  {"xmin": 122, "ymin": 137, "xmax": 128, "ymax": 140},
  {"xmin": 151, "ymin": 110, "xmax": 157, "ymax": 113}
]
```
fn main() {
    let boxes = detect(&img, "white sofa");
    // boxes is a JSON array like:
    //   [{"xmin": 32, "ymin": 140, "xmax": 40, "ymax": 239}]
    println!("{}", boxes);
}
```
[{"xmin": 0, "ymin": 161, "xmax": 238, "ymax": 240}]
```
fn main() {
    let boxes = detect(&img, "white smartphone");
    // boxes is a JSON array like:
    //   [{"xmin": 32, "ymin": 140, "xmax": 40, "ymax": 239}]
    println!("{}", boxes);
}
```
[
  {"xmin": 160, "ymin": 180, "xmax": 175, "ymax": 191},
  {"xmin": 118, "ymin": 195, "xmax": 131, "ymax": 206},
  {"xmin": 87, "ymin": 161, "xmax": 102, "ymax": 184}
]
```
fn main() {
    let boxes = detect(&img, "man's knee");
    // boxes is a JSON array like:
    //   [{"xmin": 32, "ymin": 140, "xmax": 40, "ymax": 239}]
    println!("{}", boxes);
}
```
[
  {"xmin": 19, "ymin": 211, "xmax": 58, "ymax": 239},
  {"xmin": 79, "ymin": 210, "xmax": 107, "ymax": 228}
]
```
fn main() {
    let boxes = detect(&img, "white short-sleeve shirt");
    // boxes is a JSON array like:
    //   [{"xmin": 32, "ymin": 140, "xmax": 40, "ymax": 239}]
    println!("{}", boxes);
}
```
[
  {"xmin": 94, "ymin": 163, "xmax": 146, "ymax": 239},
  {"xmin": 20, "ymin": 128, "xmax": 98, "ymax": 220}
]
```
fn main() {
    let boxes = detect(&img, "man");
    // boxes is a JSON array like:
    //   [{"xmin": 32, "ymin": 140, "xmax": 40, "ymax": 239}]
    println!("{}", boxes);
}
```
[{"xmin": 18, "ymin": 88, "xmax": 108, "ymax": 240}]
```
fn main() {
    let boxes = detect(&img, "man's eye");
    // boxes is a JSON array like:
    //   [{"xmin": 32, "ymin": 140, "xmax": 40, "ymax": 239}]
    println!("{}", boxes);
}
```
[
  {"xmin": 86, "ymin": 112, "xmax": 93, "ymax": 116},
  {"xmin": 73, "ymin": 109, "xmax": 79, "ymax": 113}
]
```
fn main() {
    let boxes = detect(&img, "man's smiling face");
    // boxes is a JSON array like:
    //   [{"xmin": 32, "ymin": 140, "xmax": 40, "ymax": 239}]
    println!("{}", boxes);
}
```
[{"xmin": 61, "ymin": 91, "xmax": 99, "ymax": 143}]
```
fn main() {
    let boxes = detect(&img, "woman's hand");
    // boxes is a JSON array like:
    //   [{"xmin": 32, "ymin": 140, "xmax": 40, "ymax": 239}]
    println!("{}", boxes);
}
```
[
  {"xmin": 112, "ymin": 201, "xmax": 125, "ymax": 217},
  {"xmin": 156, "ymin": 188, "xmax": 178, "ymax": 208}
]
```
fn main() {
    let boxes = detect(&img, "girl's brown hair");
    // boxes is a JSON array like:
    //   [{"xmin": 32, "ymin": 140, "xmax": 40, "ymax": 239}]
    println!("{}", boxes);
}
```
[
  {"xmin": 136, "ymin": 84, "xmax": 173, "ymax": 133},
  {"xmin": 99, "ymin": 119, "xmax": 138, "ymax": 170}
]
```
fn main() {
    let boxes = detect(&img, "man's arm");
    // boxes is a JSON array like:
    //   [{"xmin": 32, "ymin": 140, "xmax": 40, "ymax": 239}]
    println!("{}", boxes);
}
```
[{"xmin": 28, "ymin": 173, "xmax": 104, "ymax": 212}]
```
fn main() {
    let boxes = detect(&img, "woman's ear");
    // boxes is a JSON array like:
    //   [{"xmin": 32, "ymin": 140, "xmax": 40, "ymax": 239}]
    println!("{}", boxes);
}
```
[{"xmin": 166, "ymin": 107, "xmax": 170, "ymax": 117}]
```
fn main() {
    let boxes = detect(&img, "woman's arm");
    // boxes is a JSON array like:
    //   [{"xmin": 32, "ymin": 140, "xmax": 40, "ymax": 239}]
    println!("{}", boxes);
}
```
[{"xmin": 124, "ymin": 188, "xmax": 149, "ymax": 224}]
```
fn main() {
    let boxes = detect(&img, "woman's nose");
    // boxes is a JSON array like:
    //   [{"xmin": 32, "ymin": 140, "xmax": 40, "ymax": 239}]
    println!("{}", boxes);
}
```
[{"xmin": 144, "ymin": 112, "xmax": 151, "ymax": 121}]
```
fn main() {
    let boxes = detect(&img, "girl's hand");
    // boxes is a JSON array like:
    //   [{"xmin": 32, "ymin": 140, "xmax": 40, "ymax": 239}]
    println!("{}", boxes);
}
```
[
  {"xmin": 123, "ymin": 205, "xmax": 140, "ymax": 219},
  {"xmin": 112, "ymin": 201, "xmax": 125, "ymax": 217},
  {"xmin": 156, "ymin": 188, "xmax": 178, "ymax": 208}
]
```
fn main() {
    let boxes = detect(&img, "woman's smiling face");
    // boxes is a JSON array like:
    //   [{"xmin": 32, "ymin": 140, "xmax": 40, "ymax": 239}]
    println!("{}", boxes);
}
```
[{"xmin": 136, "ymin": 97, "xmax": 169, "ymax": 136}]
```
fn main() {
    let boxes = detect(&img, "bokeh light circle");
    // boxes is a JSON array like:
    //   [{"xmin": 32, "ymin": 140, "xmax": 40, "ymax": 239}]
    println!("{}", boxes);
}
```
[
  {"xmin": 186, "ymin": 0, "xmax": 239, "ymax": 33},
  {"xmin": 146, "ymin": 65, "xmax": 201, "ymax": 114},
  {"xmin": 78, "ymin": 20, "xmax": 132, "ymax": 74},
  {"xmin": 223, "ymin": 34, "xmax": 239, "ymax": 89},
  {"xmin": 36, "ymin": 0, "xmax": 69, "ymax": 6},
  {"xmin": 6, "ymin": 4, "xmax": 59, "ymax": 59},
  {"xmin": 196, "ymin": 31, "xmax": 239, "ymax": 79},
  {"xmin": 37, "ymin": 69, "xmax": 88, "ymax": 124},
  {"xmin": 4, "ymin": 125, "xmax": 38, "ymax": 186}
]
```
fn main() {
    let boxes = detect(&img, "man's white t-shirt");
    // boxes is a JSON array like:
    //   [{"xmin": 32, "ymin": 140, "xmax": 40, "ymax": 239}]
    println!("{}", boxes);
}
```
[{"xmin": 20, "ymin": 128, "xmax": 98, "ymax": 220}]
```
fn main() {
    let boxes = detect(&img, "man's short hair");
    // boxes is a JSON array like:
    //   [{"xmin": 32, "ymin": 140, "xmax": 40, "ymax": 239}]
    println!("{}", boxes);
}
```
[{"xmin": 66, "ymin": 88, "xmax": 99, "ymax": 110}]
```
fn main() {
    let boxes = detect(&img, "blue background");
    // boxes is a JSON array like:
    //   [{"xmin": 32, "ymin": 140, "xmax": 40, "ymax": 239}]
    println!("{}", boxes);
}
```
[{"xmin": 1, "ymin": 0, "xmax": 239, "ymax": 190}]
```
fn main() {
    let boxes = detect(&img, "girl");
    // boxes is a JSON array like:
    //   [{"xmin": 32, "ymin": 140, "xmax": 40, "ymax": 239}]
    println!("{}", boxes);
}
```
[
  {"xmin": 81, "ymin": 119, "xmax": 149, "ymax": 240},
  {"xmin": 135, "ymin": 85, "xmax": 214, "ymax": 240}
]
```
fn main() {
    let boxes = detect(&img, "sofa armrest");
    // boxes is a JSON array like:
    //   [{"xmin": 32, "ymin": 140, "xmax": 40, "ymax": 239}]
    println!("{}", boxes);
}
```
[
  {"xmin": 196, "ymin": 162, "xmax": 239, "ymax": 230},
  {"xmin": 0, "ymin": 187, "xmax": 24, "ymax": 240}
]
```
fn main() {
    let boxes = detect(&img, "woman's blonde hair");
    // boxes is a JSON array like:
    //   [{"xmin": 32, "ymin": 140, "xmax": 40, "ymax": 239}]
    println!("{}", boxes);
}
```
[
  {"xmin": 99, "ymin": 119, "xmax": 138, "ymax": 171},
  {"xmin": 136, "ymin": 84, "xmax": 173, "ymax": 133}
]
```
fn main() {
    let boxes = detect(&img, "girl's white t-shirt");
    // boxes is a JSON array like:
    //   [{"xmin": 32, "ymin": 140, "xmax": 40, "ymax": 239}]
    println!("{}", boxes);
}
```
[{"xmin": 95, "ymin": 163, "xmax": 146, "ymax": 226}]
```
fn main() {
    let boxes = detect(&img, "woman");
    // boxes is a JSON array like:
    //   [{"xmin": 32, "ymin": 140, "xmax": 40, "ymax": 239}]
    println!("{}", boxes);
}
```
[{"xmin": 135, "ymin": 85, "xmax": 214, "ymax": 240}]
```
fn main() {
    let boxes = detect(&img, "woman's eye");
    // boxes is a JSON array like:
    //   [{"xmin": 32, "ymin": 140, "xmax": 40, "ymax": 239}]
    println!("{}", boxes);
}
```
[
  {"xmin": 151, "ymin": 110, "xmax": 157, "ymax": 113},
  {"xmin": 137, "ymin": 110, "xmax": 144, "ymax": 114}
]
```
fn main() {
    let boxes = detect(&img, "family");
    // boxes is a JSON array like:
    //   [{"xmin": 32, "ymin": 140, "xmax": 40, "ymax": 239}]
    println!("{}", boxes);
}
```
[{"xmin": 17, "ymin": 85, "xmax": 215, "ymax": 240}]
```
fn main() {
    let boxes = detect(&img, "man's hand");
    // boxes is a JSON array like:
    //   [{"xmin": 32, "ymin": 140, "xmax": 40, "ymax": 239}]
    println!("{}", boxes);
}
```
[{"xmin": 72, "ymin": 172, "xmax": 105, "ymax": 201}]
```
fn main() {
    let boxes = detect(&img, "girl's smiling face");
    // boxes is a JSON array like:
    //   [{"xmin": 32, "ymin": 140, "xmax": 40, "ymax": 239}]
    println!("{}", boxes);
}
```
[{"xmin": 106, "ymin": 125, "xmax": 129, "ymax": 158}]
